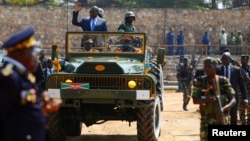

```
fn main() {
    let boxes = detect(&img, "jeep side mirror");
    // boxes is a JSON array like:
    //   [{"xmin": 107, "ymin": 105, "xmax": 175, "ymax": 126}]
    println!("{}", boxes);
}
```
[{"xmin": 157, "ymin": 48, "xmax": 166, "ymax": 65}]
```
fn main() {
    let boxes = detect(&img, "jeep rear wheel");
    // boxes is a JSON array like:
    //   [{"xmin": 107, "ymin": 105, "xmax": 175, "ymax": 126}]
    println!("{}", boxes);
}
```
[{"xmin": 137, "ymin": 96, "xmax": 161, "ymax": 141}]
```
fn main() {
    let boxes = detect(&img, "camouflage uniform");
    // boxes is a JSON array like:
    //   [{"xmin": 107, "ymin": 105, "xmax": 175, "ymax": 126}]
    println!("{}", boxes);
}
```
[
  {"xmin": 176, "ymin": 57, "xmax": 193, "ymax": 111},
  {"xmin": 118, "ymin": 23, "xmax": 135, "ymax": 32},
  {"xmin": 118, "ymin": 11, "xmax": 135, "ymax": 32},
  {"xmin": 228, "ymin": 32, "xmax": 236, "ymax": 54},
  {"xmin": 228, "ymin": 32, "xmax": 236, "ymax": 45},
  {"xmin": 192, "ymin": 75, "xmax": 235, "ymax": 141},
  {"xmin": 239, "ymin": 55, "xmax": 250, "ymax": 125},
  {"xmin": 235, "ymin": 31, "xmax": 243, "ymax": 54},
  {"xmin": 246, "ymin": 32, "xmax": 250, "ymax": 45}
]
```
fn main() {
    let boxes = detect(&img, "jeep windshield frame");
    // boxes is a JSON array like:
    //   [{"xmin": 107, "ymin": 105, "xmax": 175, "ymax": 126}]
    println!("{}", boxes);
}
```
[{"xmin": 65, "ymin": 32, "xmax": 146, "ymax": 61}]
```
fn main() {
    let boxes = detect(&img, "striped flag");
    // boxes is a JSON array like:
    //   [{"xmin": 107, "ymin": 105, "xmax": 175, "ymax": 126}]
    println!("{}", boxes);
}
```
[{"xmin": 61, "ymin": 83, "xmax": 89, "ymax": 89}]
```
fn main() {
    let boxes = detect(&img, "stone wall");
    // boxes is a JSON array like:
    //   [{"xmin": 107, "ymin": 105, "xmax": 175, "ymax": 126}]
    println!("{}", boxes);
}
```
[{"xmin": 1, "ymin": 6, "xmax": 250, "ymax": 56}]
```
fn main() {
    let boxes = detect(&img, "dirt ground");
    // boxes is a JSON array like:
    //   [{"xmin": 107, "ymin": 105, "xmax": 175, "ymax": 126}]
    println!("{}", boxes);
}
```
[{"xmin": 66, "ymin": 90, "xmax": 201, "ymax": 141}]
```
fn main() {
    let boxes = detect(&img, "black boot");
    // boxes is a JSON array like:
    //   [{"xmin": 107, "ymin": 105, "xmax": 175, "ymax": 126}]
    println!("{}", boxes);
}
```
[
  {"xmin": 230, "ymin": 118, "xmax": 237, "ymax": 125},
  {"xmin": 183, "ymin": 103, "xmax": 188, "ymax": 111}
]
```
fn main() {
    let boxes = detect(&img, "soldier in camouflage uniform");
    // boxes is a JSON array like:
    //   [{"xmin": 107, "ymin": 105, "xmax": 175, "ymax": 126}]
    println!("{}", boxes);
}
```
[
  {"xmin": 239, "ymin": 55, "xmax": 250, "ymax": 125},
  {"xmin": 235, "ymin": 30, "xmax": 244, "ymax": 55},
  {"xmin": 176, "ymin": 57, "xmax": 193, "ymax": 111},
  {"xmin": 246, "ymin": 30, "xmax": 250, "ymax": 45},
  {"xmin": 228, "ymin": 32, "xmax": 236, "ymax": 45},
  {"xmin": 228, "ymin": 32, "xmax": 236, "ymax": 54},
  {"xmin": 192, "ymin": 57, "xmax": 236, "ymax": 141},
  {"xmin": 118, "ymin": 11, "xmax": 135, "ymax": 32}
]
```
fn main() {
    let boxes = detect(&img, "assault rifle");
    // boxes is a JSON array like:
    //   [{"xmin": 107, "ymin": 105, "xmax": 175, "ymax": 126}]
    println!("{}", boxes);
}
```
[
  {"xmin": 188, "ymin": 54, "xmax": 202, "ymax": 82},
  {"xmin": 212, "ymin": 79, "xmax": 225, "ymax": 125}
]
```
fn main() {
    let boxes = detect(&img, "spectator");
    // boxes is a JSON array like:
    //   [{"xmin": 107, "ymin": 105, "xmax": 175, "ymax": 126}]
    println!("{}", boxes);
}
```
[
  {"xmin": 219, "ymin": 28, "xmax": 228, "ymax": 55},
  {"xmin": 43, "ymin": 59, "xmax": 54, "ymax": 78},
  {"xmin": 34, "ymin": 62, "xmax": 46, "ymax": 93},
  {"xmin": 38, "ymin": 50, "xmax": 48, "ymax": 69},
  {"xmin": 202, "ymin": 31, "xmax": 211, "ymax": 55},
  {"xmin": 228, "ymin": 32, "xmax": 236, "ymax": 54},
  {"xmin": 176, "ymin": 30, "xmax": 184, "ymax": 55},
  {"xmin": 166, "ymin": 27, "xmax": 175, "ymax": 56},
  {"xmin": 228, "ymin": 32, "xmax": 236, "ymax": 45},
  {"xmin": 235, "ymin": 30, "xmax": 243, "ymax": 55}
]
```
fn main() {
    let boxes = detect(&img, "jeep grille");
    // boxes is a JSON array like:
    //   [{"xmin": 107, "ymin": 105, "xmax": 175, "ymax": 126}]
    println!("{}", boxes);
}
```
[{"xmin": 46, "ymin": 74, "xmax": 154, "ymax": 91}]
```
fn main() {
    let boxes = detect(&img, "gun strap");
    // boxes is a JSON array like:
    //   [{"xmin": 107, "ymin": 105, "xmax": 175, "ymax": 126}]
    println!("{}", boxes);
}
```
[{"xmin": 215, "ymin": 75, "xmax": 221, "ymax": 96}]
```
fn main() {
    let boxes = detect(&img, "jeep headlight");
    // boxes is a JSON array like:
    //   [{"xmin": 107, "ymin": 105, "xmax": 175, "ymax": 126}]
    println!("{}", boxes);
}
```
[
  {"xmin": 128, "ymin": 80, "xmax": 136, "ymax": 89},
  {"xmin": 144, "ymin": 81, "xmax": 151, "ymax": 89},
  {"xmin": 65, "ymin": 79, "xmax": 72, "ymax": 83}
]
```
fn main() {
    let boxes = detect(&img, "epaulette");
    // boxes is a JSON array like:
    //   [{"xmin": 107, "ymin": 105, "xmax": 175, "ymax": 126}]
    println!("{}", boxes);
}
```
[{"xmin": 0, "ymin": 63, "xmax": 14, "ymax": 77}]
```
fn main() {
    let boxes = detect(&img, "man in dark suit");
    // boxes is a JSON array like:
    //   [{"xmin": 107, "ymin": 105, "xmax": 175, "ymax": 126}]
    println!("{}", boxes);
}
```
[
  {"xmin": 217, "ymin": 52, "xmax": 248, "ymax": 125},
  {"xmin": 72, "ymin": 3, "xmax": 108, "ymax": 32}
]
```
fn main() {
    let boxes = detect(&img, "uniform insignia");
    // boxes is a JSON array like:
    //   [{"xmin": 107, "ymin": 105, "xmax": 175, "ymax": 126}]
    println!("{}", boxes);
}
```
[
  {"xmin": 1, "ymin": 63, "xmax": 14, "ymax": 76},
  {"xmin": 27, "ymin": 73, "xmax": 36, "ymax": 84},
  {"xmin": 21, "ymin": 88, "xmax": 36, "ymax": 104}
]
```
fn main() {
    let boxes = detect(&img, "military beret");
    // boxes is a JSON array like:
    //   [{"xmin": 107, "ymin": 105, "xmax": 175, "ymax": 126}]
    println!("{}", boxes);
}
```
[
  {"xmin": 2, "ymin": 27, "xmax": 37, "ymax": 52},
  {"xmin": 203, "ymin": 57, "xmax": 218, "ymax": 66},
  {"xmin": 241, "ymin": 55, "xmax": 249, "ymax": 60},
  {"xmin": 84, "ymin": 38, "xmax": 93, "ymax": 44}
]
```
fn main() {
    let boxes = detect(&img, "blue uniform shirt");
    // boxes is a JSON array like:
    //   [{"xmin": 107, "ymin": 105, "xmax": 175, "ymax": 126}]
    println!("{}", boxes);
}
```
[
  {"xmin": 167, "ymin": 32, "xmax": 175, "ymax": 45},
  {"xmin": 0, "ymin": 57, "xmax": 46, "ymax": 141},
  {"xmin": 202, "ymin": 35, "xmax": 210, "ymax": 45},
  {"xmin": 177, "ymin": 34, "xmax": 184, "ymax": 45}
]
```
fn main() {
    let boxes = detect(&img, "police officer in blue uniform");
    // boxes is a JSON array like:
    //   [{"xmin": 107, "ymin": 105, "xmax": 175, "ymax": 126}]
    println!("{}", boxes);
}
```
[{"xmin": 0, "ymin": 27, "xmax": 46, "ymax": 141}]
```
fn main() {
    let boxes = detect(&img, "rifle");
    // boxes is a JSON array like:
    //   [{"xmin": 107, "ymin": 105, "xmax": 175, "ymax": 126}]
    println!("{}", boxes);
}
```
[
  {"xmin": 212, "ymin": 79, "xmax": 225, "ymax": 125},
  {"xmin": 188, "ymin": 54, "xmax": 202, "ymax": 82}
]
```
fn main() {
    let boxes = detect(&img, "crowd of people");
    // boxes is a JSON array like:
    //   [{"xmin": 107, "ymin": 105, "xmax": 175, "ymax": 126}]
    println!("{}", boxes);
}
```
[{"xmin": 166, "ymin": 27, "xmax": 249, "ymax": 56}]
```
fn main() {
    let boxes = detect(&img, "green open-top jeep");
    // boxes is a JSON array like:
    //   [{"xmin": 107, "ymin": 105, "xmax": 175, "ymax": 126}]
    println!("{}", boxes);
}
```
[{"xmin": 46, "ymin": 32, "xmax": 165, "ymax": 141}]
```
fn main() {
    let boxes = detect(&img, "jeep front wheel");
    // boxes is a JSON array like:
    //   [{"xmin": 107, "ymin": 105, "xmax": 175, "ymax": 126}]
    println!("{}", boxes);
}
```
[
  {"xmin": 46, "ymin": 111, "xmax": 67, "ymax": 141},
  {"xmin": 137, "ymin": 96, "xmax": 161, "ymax": 141}
]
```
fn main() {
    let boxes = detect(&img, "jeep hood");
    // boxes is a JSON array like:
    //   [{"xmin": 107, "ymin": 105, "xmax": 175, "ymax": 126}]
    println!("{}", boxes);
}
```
[{"xmin": 68, "ymin": 56, "xmax": 144, "ymax": 74}]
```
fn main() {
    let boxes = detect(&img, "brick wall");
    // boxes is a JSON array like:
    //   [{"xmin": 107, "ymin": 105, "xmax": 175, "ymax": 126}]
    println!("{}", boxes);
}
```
[{"xmin": 1, "ymin": 6, "xmax": 250, "ymax": 57}]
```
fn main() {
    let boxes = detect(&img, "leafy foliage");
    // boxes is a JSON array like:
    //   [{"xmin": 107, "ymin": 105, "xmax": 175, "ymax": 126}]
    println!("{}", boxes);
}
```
[
  {"xmin": 2, "ymin": 0, "xmax": 238, "ymax": 9},
  {"xmin": 7, "ymin": 0, "xmax": 37, "ymax": 5}
]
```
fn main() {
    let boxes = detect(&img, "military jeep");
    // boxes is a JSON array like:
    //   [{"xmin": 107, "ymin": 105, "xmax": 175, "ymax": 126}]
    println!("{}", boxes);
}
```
[{"xmin": 46, "ymin": 32, "xmax": 166, "ymax": 141}]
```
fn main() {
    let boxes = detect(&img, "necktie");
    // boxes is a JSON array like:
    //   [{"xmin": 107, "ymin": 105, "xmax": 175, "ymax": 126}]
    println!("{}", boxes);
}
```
[
  {"xmin": 225, "ymin": 66, "xmax": 228, "ymax": 78},
  {"xmin": 49, "ymin": 69, "xmax": 52, "ymax": 75},
  {"xmin": 91, "ymin": 19, "xmax": 96, "ymax": 31}
]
